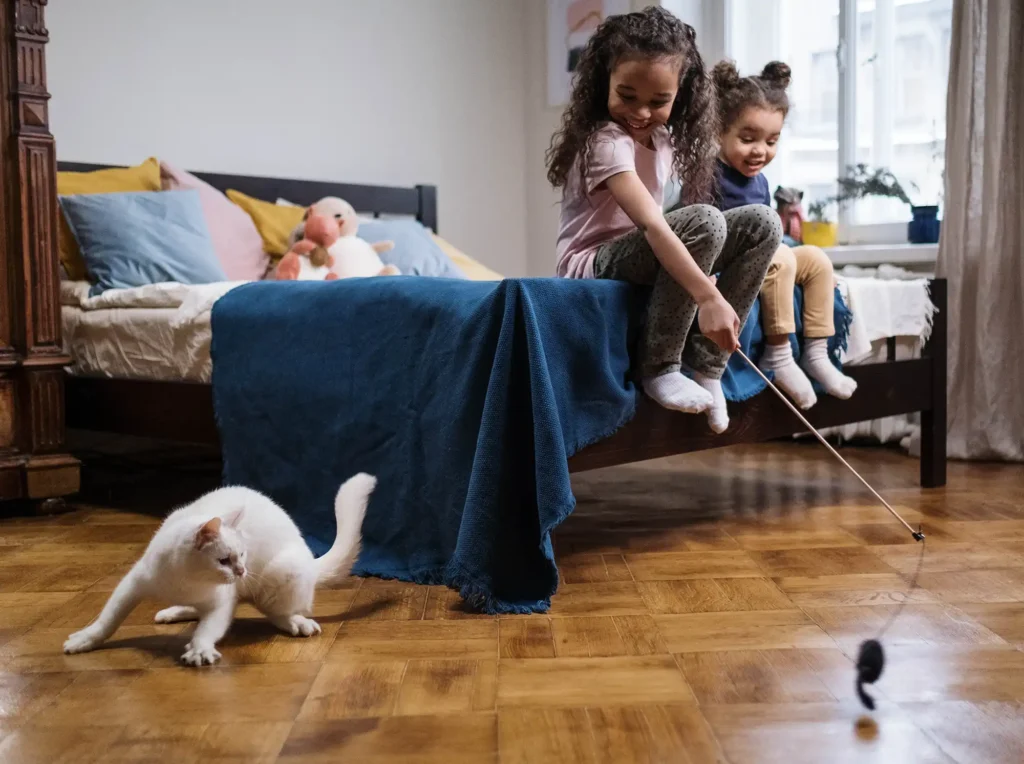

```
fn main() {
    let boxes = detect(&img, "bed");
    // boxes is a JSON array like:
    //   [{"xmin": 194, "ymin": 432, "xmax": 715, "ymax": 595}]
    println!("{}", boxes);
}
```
[
  {"xmin": 55, "ymin": 159, "xmax": 949, "ymax": 490},
  {"xmin": 1, "ymin": 2, "xmax": 946, "ymax": 526}
]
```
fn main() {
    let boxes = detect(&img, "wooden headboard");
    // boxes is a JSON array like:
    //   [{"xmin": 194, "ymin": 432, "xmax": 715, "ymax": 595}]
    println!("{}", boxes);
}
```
[{"xmin": 55, "ymin": 162, "xmax": 440, "ymax": 233}]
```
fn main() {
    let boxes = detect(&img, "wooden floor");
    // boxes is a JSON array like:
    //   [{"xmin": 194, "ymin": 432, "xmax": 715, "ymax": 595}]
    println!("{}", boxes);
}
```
[{"xmin": 2, "ymin": 443, "xmax": 1024, "ymax": 763}]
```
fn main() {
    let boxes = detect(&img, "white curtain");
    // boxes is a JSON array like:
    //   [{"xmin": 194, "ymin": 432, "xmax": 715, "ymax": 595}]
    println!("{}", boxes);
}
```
[{"xmin": 937, "ymin": 0, "xmax": 1024, "ymax": 461}]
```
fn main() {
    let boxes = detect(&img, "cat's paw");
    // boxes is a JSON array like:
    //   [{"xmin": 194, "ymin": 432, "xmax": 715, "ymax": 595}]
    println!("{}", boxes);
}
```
[
  {"xmin": 295, "ymin": 616, "xmax": 321, "ymax": 637},
  {"xmin": 180, "ymin": 642, "xmax": 221, "ymax": 667},
  {"xmin": 155, "ymin": 605, "xmax": 199, "ymax": 624},
  {"xmin": 277, "ymin": 614, "xmax": 321, "ymax": 637},
  {"xmin": 63, "ymin": 627, "xmax": 103, "ymax": 654}
]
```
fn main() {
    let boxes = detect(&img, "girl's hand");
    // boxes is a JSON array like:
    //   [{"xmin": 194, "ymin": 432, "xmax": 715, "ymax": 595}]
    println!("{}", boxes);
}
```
[
  {"xmin": 698, "ymin": 293, "xmax": 741, "ymax": 352},
  {"xmin": 601, "ymin": 171, "xmax": 738, "ymax": 353}
]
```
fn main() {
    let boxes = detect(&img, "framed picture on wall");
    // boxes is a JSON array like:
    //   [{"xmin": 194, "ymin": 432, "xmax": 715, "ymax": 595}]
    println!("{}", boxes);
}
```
[{"xmin": 547, "ymin": 0, "xmax": 631, "ymax": 107}]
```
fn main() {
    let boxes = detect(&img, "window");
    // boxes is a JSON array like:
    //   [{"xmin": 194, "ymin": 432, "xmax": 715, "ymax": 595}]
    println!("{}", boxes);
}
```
[
  {"xmin": 810, "ymin": 51, "xmax": 839, "ymax": 126},
  {"xmin": 726, "ymin": 0, "xmax": 952, "ymax": 242},
  {"xmin": 853, "ymin": 0, "xmax": 951, "ymax": 227}
]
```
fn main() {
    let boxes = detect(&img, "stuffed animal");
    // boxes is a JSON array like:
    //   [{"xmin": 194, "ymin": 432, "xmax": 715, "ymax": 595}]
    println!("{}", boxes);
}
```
[
  {"xmin": 288, "ymin": 196, "xmax": 400, "ymax": 279},
  {"xmin": 774, "ymin": 186, "xmax": 805, "ymax": 244},
  {"xmin": 272, "ymin": 213, "xmax": 340, "ymax": 281}
]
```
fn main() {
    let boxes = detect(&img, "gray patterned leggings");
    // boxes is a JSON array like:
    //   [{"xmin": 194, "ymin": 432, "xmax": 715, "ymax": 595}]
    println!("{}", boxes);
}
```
[{"xmin": 593, "ymin": 204, "xmax": 782, "ymax": 379}]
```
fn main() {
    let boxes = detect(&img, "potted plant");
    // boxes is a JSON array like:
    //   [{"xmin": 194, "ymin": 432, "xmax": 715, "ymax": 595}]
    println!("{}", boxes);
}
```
[
  {"xmin": 836, "ymin": 164, "xmax": 913, "ymax": 207},
  {"xmin": 907, "ymin": 134, "xmax": 943, "ymax": 244},
  {"xmin": 799, "ymin": 165, "xmax": 916, "ymax": 248},
  {"xmin": 908, "ymin": 203, "xmax": 940, "ymax": 244},
  {"xmin": 804, "ymin": 198, "xmax": 838, "ymax": 248}
]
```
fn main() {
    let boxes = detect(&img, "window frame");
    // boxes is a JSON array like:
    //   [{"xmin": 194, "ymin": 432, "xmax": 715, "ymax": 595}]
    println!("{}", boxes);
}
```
[{"xmin": 717, "ymin": 0, "xmax": 945, "ymax": 245}]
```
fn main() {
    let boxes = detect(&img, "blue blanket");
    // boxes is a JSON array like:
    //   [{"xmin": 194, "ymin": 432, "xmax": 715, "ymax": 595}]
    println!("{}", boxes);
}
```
[
  {"xmin": 212, "ymin": 278, "xmax": 639, "ymax": 614},
  {"xmin": 211, "ymin": 277, "xmax": 851, "ymax": 614}
]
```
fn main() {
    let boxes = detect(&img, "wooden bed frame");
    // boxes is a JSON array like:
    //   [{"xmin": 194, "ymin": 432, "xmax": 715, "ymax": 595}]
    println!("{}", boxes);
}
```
[
  {"xmin": 4, "ymin": 2, "xmax": 948, "ymax": 513},
  {"xmin": 62, "ymin": 278, "xmax": 947, "ymax": 488}
]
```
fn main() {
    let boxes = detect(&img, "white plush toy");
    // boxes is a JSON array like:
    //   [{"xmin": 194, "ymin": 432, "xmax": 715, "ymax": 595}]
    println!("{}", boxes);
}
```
[{"xmin": 288, "ymin": 197, "xmax": 400, "ymax": 279}]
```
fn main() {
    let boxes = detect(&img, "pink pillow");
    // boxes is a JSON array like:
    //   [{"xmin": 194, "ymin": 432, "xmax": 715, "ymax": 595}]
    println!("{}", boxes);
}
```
[{"xmin": 159, "ymin": 161, "xmax": 269, "ymax": 281}]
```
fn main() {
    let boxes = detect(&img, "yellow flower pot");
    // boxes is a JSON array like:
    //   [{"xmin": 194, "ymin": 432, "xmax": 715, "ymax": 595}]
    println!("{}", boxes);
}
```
[{"xmin": 802, "ymin": 221, "xmax": 838, "ymax": 248}]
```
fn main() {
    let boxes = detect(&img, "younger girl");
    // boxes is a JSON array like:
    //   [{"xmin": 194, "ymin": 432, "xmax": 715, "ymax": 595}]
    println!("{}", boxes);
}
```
[
  {"xmin": 712, "ymin": 60, "xmax": 857, "ymax": 408},
  {"xmin": 549, "ymin": 7, "xmax": 782, "ymax": 433}
]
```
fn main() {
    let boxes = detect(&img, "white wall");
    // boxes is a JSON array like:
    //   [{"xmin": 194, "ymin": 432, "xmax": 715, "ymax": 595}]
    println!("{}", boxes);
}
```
[
  {"xmin": 663, "ymin": 0, "xmax": 728, "ymax": 64},
  {"xmin": 523, "ymin": 0, "xmax": 564, "ymax": 278},
  {"xmin": 47, "ymin": 0, "xmax": 529, "ymax": 277},
  {"xmin": 47, "ymin": 1, "xmax": 731, "ymax": 279}
]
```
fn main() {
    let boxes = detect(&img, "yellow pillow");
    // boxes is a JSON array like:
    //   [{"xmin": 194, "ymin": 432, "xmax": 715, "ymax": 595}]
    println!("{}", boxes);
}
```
[
  {"xmin": 56, "ymin": 157, "xmax": 161, "ymax": 280},
  {"xmin": 431, "ymin": 234, "xmax": 503, "ymax": 281},
  {"xmin": 226, "ymin": 189, "xmax": 305, "ymax": 257}
]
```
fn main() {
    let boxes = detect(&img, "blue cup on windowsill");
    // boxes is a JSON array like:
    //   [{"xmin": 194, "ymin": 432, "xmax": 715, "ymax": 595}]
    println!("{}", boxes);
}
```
[{"xmin": 908, "ymin": 205, "xmax": 940, "ymax": 244}]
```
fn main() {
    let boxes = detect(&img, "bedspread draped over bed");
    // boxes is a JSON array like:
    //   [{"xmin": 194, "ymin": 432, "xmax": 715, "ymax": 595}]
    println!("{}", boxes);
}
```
[
  {"xmin": 211, "ymin": 278, "xmax": 640, "ymax": 613},
  {"xmin": 210, "ymin": 277, "xmax": 851, "ymax": 613}
]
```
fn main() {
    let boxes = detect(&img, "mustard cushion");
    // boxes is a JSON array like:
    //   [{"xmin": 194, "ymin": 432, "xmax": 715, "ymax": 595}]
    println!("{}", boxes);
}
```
[
  {"xmin": 226, "ymin": 189, "xmax": 305, "ymax": 257},
  {"xmin": 56, "ymin": 157, "xmax": 161, "ymax": 280},
  {"xmin": 430, "ymin": 234, "xmax": 503, "ymax": 281}
]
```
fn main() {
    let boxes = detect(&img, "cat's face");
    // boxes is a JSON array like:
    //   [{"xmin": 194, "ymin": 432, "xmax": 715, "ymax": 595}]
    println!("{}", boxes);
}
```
[{"xmin": 192, "ymin": 511, "xmax": 248, "ymax": 584}]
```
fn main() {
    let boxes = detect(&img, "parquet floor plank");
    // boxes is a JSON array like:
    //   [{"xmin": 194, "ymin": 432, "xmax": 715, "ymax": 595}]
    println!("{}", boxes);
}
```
[{"xmin": 1, "ymin": 443, "xmax": 1020, "ymax": 762}]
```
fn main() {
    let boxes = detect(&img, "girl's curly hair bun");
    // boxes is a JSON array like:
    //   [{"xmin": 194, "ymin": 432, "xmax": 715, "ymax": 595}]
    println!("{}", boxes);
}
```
[
  {"xmin": 760, "ymin": 61, "xmax": 792, "ymax": 90},
  {"xmin": 712, "ymin": 60, "xmax": 741, "ymax": 92}
]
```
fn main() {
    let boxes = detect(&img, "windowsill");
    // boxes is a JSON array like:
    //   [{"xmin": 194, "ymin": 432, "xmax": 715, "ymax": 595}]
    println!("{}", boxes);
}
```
[{"xmin": 824, "ymin": 242, "xmax": 939, "ymax": 268}]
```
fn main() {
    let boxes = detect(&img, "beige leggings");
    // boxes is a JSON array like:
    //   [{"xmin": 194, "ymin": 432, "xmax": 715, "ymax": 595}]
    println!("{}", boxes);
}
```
[{"xmin": 760, "ymin": 244, "xmax": 835, "ymax": 338}]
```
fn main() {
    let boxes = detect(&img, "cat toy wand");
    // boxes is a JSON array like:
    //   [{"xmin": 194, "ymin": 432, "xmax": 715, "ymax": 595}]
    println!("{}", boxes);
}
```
[{"xmin": 735, "ymin": 348, "xmax": 925, "ymax": 710}]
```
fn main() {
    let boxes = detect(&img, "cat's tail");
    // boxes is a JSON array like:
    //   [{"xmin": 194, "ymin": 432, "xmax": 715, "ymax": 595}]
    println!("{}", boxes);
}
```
[{"xmin": 315, "ymin": 472, "xmax": 375, "ymax": 588}]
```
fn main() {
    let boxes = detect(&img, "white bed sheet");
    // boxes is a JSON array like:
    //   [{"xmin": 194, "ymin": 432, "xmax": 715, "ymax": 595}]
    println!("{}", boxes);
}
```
[{"xmin": 60, "ymin": 280, "xmax": 244, "ymax": 382}]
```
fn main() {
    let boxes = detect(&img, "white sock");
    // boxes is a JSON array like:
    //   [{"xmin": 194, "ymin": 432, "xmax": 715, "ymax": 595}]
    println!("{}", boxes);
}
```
[
  {"xmin": 642, "ymin": 372, "xmax": 713, "ymax": 413},
  {"xmin": 759, "ymin": 342, "xmax": 817, "ymax": 409},
  {"xmin": 693, "ymin": 372, "xmax": 729, "ymax": 433},
  {"xmin": 801, "ymin": 338, "xmax": 857, "ymax": 399}
]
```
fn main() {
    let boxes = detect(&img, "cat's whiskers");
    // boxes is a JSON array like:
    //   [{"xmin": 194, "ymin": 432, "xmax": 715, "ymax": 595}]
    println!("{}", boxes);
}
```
[
  {"xmin": 238, "ymin": 570, "xmax": 272, "ymax": 604},
  {"xmin": 242, "ymin": 570, "xmax": 268, "ymax": 588}
]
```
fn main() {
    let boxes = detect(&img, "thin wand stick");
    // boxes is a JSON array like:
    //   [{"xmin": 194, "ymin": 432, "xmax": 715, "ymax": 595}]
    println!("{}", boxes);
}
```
[{"xmin": 734, "ymin": 348, "xmax": 923, "ymax": 541}]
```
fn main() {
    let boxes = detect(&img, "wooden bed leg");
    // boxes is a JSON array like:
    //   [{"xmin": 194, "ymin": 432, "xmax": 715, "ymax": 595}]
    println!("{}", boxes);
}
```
[{"xmin": 920, "ymin": 278, "xmax": 947, "ymax": 488}]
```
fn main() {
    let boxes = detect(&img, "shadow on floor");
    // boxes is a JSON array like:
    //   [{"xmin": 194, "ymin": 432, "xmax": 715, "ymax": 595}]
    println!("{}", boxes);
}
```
[{"xmin": 68, "ymin": 429, "xmax": 223, "ymax": 518}]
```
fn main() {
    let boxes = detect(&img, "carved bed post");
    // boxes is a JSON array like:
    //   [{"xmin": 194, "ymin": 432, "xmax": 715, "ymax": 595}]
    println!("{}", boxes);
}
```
[{"xmin": 0, "ymin": 0, "xmax": 79, "ymax": 508}]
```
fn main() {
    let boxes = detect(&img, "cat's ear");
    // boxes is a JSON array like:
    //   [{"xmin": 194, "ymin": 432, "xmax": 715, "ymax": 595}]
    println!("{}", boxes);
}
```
[
  {"xmin": 223, "ymin": 507, "xmax": 245, "ymax": 529},
  {"xmin": 194, "ymin": 516, "xmax": 222, "ymax": 549}
]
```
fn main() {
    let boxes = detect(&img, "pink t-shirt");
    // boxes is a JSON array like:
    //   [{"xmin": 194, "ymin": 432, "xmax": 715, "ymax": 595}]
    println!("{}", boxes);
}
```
[{"xmin": 555, "ymin": 122, "xmax": 673, "ymax": 279}]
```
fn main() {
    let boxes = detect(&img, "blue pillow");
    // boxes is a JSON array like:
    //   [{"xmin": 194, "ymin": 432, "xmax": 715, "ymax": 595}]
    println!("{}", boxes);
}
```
[
  {"xmin": 59, "ymin": 190, "xmax": 227, "ymax": 296},
  {"xmin": 357, "ymin": 219, "xmax": 465, "ymax": 278}
]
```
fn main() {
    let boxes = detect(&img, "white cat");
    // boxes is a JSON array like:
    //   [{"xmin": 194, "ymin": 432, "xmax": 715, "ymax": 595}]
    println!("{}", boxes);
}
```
[{"xmin": 63, "ymin": 473, "xmax": 375, "ymax": 667}]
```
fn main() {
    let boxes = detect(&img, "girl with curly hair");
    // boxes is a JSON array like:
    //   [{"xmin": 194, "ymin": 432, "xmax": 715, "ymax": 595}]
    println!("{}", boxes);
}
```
[
  {"xmin": 712, "ymin": 59, "xmax": 856, "ymax": 408},
  {"xmin": 548, "ymin": 6, "xmax": 781, "ymax": 433}
]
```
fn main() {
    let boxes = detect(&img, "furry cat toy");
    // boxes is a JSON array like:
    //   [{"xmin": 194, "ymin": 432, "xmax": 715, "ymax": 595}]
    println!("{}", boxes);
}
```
[{"xmin": 63, "ymin": 473, "xmax": 375, "ymax": 666}]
